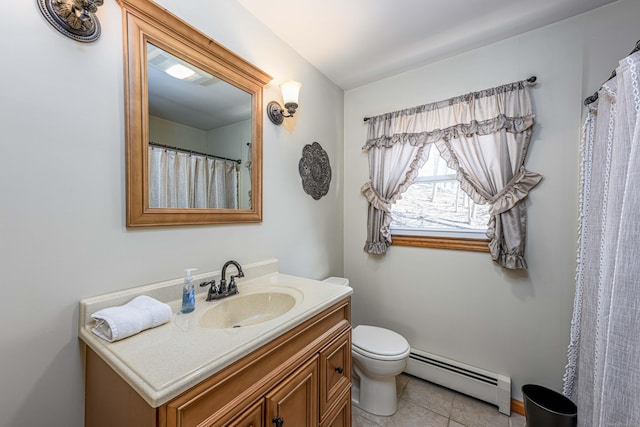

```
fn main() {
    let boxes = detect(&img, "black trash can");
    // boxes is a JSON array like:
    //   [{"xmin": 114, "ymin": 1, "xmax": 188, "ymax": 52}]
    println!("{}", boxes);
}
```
[{"xmin": 522, "ymin": 384, "xmax": 577, "ymax": 427}]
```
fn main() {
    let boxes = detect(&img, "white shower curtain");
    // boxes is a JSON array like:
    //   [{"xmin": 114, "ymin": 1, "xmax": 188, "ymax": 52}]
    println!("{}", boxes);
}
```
[
  {"xmin": 564, "ymin": 50, "xmax": 640, "ymax": 426},
  {"xmin": 148, "ymin": 147, "xmax": 238, "ymax": 209}
]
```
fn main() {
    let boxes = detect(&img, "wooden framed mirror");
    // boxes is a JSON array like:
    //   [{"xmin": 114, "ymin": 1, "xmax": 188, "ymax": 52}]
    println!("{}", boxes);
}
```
[{"xmin": 118, "ymin": 0, "xmax": 271, "ymax": 226}]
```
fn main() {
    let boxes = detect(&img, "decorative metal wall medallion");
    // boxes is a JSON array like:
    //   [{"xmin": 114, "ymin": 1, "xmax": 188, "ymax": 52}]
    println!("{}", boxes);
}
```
[
  {"xmin": 37, "ymin": 0, "xmax": 103, "ymax": 43},
  {"xmin": 299, "ymin": 142, "xmax": 331, "ymax": 200}
]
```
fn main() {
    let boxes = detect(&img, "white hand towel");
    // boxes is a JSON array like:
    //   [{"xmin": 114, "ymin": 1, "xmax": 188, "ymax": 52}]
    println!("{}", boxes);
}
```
[{"xmin": 91, "ymin": 295, "xmax": 173, "ymax": 342}]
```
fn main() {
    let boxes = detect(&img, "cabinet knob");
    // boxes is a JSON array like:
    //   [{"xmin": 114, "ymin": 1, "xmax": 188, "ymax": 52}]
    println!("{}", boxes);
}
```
[
  {"xmin": 335, "ymin": 366, "xmax": 344, "ymax": 374},
  {"xmin": 272, "ymin": 416, "xmax": 284, "ymax": 427}
]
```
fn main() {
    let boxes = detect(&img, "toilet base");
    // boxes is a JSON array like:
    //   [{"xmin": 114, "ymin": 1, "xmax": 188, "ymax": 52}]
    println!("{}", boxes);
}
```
[{"xmin": 351, "ymin": 369, "xmax": 399, "ymax": 416}]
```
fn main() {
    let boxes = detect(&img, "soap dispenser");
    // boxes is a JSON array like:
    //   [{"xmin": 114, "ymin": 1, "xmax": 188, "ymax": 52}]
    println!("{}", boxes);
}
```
[{"xmin": 181, "ymin": 268, "xmax": 198, "ymax": 313}]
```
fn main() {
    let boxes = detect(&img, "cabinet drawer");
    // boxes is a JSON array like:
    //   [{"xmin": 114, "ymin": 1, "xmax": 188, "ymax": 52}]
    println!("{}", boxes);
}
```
[{"xmin": 319, "ymin": 330, "xmax": 351, "ymax": 419}]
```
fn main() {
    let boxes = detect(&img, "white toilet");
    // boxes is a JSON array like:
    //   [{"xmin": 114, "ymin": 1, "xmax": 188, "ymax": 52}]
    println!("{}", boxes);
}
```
[{"xmin": 323, "ymin": 277, "xmax": 410, "ymax": 416}]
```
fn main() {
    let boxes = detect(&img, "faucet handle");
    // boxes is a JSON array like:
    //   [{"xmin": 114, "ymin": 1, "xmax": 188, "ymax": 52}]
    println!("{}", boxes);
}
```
[
  {"xmin": 200, "ymin": 280, "xmax": 218, "ymax": 301},
  {"xmin": 228, "ymin": 275, "xmax": 239, "ymax": 294},
  {"xmin": 200, "ymin": 279, "xmax": 214, "ymax": 288}
]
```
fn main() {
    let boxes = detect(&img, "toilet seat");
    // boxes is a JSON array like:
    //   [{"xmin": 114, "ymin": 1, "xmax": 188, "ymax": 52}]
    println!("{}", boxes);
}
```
[{"xmin": 352, "ymin": 325, "xmax": 410, "ymax": 361}]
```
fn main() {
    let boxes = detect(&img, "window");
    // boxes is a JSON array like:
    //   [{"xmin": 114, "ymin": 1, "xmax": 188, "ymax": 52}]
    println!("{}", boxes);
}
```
[
  {"xmin": 390, "ymin": 151, "xmax": 490, "ymax": 252},
  {"xmin": 361, "ymin": 80, "xmax": 540, "ymax": 267}
]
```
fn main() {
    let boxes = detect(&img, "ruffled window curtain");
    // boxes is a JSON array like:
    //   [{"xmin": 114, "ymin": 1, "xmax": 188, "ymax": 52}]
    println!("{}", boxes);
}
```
[
  {"xmin": 361, "ymin": 80, "xmax": 542, "ymax": 269},
  {"xmin": 563, "ymin": 50, "xmax": 640, "ymax": 426},
  {"xmin": 148, "ymin": 147, "xmax": 238, "ymax": 209}
]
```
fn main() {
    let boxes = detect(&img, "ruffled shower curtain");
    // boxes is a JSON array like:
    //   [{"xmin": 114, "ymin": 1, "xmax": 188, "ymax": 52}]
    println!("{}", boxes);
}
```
[
  {"xmin": 148, "ymin": 147, "xmax": 238, "ymax": 209},
  {"xmin": 563, "ymin": 50, "xmax": 640, "ymax": 426},
  {"xmin": 362, "ymin": 80, "xmax": 542, "ymax": 269}
]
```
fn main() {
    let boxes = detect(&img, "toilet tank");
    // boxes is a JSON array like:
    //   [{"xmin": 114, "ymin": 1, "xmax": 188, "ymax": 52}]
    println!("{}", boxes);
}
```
[{"xmin": 323, "ymin": 277, "xmax": 349, "ymax": 286}]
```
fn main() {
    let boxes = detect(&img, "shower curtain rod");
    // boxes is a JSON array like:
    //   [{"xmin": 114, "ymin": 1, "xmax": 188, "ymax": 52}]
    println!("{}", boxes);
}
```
[
  {"xmin": 584, "ymin": 40, "xmax": 640, "ymax": 106},
  {"xmin": 149, "ymin": 142, "xmax": 241, "ymax": 164},
  {"xmin": 362, "ymin": 76, "xmax": 538, "ymax": 122}
]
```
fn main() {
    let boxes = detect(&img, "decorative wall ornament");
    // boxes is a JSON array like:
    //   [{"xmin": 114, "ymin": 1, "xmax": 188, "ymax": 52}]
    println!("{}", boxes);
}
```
[
  {"xmin": 299, "ymin": 142, "xmax": 331, "ymax": 200},
  {"xmin": 37, "ymin": 0, "xmax": 104, "ymax": 43}
]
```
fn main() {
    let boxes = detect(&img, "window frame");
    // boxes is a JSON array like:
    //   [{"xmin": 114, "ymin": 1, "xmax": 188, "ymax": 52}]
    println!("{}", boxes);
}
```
[{"xmin": 391, "ymin": 234, "xmax": 490, "ymax": 252}]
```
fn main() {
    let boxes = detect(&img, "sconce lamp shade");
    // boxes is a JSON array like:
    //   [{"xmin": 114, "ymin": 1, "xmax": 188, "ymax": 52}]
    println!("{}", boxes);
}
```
[
  {"xmin": 267, "ymin": 80, "xmax": 302, "ymax": 125},
  {"xmin": 280, "ymin": 81, "xmax": 302, "ymax": 106}
]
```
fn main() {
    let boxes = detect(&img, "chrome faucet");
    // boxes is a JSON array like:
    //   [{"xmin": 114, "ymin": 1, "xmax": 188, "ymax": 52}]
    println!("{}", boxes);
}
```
[{"xmin": 199, "ymin": 260, "xmax": 245, "ymax": 301}]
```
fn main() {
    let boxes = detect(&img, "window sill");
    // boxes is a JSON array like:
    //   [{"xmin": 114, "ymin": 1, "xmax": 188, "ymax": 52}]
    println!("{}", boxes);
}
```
[{"xmin": 391, "ymin": 234, "xmax": 490, "ymax": 252}]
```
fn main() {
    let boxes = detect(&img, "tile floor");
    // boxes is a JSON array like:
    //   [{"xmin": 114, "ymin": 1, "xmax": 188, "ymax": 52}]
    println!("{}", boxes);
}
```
[{"xmin": 352, "ymin": 374, "xmax": 527, "ymax": 427}]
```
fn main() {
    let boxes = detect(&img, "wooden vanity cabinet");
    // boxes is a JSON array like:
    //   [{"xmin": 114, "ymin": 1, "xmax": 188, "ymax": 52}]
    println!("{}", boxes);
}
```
[{"xmin": 85, "ymin": 297, "xmax": 351, "ymax": 427}]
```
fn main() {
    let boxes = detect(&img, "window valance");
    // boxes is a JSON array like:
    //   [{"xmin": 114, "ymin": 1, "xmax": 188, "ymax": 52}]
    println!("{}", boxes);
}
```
[{"xmin": 361, "ymin": 79, "xmax": 542, "ymax": 269}]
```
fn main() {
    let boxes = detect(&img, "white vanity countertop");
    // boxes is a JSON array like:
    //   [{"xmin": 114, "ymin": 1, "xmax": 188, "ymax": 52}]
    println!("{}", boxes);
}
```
[{"xmin": 78, "ymin": 259, "xmax": 352, "ymax": 408}]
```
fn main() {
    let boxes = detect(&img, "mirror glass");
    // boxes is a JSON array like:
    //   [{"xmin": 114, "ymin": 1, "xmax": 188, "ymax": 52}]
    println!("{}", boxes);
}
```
[
  {"xmin": 119, "ymin": 0, "xmax": 271, "ymax": 227},
  {"xmin": 147, "ymin": 43, "xmax": 253, "ymax": 210}
]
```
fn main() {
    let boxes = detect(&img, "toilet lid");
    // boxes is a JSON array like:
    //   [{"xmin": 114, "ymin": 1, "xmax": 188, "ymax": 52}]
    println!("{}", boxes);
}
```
[{"xmin": 352, "ymin": 325, "xmax": 410, "ymax": 360}]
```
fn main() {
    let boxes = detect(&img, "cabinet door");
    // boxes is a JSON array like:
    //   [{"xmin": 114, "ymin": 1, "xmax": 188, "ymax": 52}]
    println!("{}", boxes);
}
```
[
  {"xmin": 224, "ymin": 400, "xmax": 264, "ymax": 427},
  {"xmin": 320, "ymin": 388, "xmax": 351, "ymax": 427},
  {"xmin": 265, "ymin": 357, "xmax": 318, "ymax": 427},
  {"xmin": 319, "ymin": 330, "xmax": 351, "ymax": 419}
]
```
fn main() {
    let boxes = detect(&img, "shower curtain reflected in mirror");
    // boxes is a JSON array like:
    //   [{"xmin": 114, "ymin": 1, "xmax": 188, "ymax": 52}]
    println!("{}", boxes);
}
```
[{"xmin": 148, "ymin": 147, "xmax": 238, "ymax": 209}]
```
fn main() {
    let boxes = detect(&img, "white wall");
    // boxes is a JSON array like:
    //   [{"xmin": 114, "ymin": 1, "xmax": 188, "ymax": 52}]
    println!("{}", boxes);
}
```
[
  {"xmin": 149, "ymin": 115, "xmax": 209, "ymax": 152},
  {"xmin": 0, "ymin": 1, "xmax": 343, "ymax": 426},
  {"xmin": 208, "ymin": 120, "xmax": 253, "ymax": 209},
  {"xmin": 344, "ymin": 0, "xmax": 640, "ymax": 402},
  {"xmin": 208, "ymin": 120, "xmax": 251, "ymax": 160}
]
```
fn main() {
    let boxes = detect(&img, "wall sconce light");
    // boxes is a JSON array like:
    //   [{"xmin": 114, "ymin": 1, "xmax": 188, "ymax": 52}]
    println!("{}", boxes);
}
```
[
  {"xmin": 37, "ymin": 0, "xmax": 104, "ymax": 43},
  {"xmin": 267, "ymin": 81, "xmax": 302, "ymax": 125}
]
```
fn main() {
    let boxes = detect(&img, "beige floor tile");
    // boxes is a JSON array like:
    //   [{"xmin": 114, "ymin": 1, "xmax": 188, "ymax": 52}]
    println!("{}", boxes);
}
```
[
  {"xmin": 352, "ymin": 405, "xmax": 384, "ymax": 427},
  {"xmin": 401, "ymin": 375, "xmax": 456, "ymax": 417},
  {"xmin": 450, "ymin": 393, "xmax": 509, "ymax": 427},
  {"xmin": 351, "ymin": 375, "xmax": 522, "ymax": 427},
  {"xmin": 352, "ymin": 404, "xmax": 391, "ymax": 426},
  {"xmin": 388, "ymin": 399, "xmax": 449, "ymax": 427}
]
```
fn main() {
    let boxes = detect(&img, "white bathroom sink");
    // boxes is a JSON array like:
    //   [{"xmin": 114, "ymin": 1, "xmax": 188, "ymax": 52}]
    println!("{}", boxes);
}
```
[{"xmin": 198, "ymin": 291, "xmax": 298, "ymax": 329}]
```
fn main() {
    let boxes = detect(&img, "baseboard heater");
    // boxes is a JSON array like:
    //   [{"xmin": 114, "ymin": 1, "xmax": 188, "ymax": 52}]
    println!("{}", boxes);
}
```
[{"xmin": 405, "ymin": 348, "xmax": 511, "ymax": 415}]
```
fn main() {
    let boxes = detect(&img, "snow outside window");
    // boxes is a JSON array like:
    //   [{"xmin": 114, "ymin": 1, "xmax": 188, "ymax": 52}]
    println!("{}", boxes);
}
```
[{"xmin": 390, "ymin": 151, "xmax": 489, "ymax": 240}]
